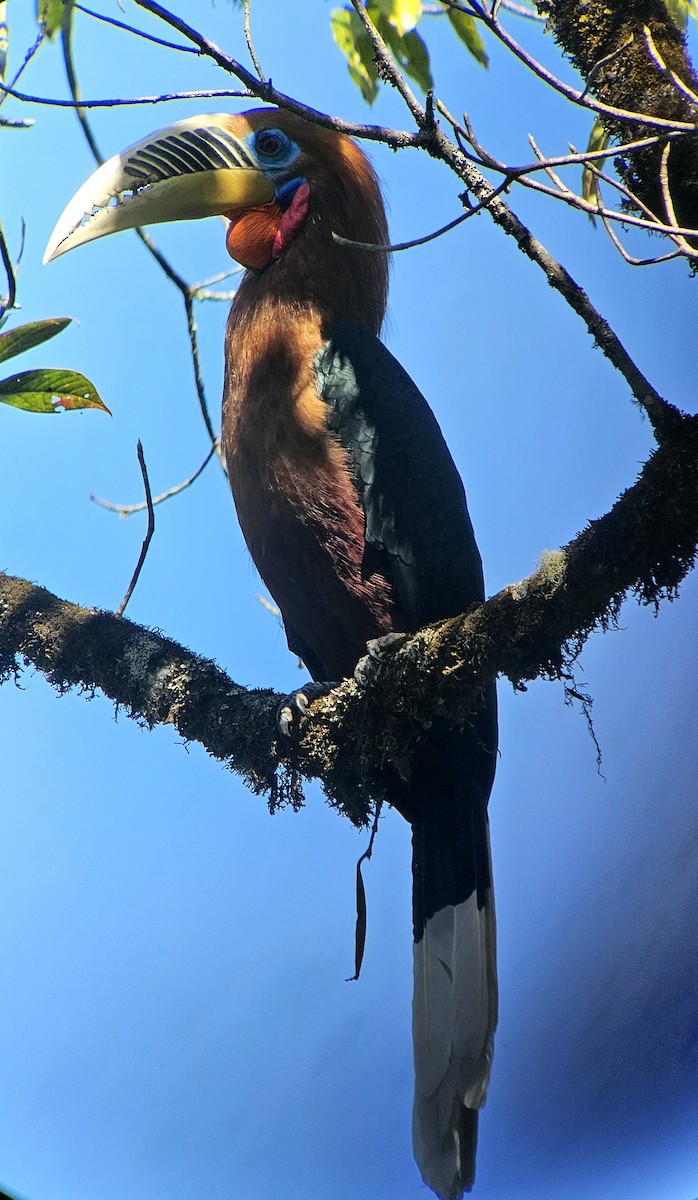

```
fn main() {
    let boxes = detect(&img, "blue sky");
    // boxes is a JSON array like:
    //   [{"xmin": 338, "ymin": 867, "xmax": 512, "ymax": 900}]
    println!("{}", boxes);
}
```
[{"xmin": 1, "ymin": 3, "xmax": 697, "ymax": 1199}]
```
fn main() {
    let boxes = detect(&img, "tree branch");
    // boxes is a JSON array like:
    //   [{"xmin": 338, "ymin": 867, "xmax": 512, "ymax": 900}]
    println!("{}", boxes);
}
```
[
  {"xmin": 536, "ymin": 0, "xmax": 698, "ymax": 235},
  {"xmin": 2, "ymin": 414, "xmax": 695, "ymax": 826}
]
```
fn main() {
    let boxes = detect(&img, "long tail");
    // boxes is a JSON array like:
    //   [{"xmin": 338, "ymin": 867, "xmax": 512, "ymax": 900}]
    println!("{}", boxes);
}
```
[{"xmin": 410, "ymin": 772, "xmax": 497, "ymax": 1199}]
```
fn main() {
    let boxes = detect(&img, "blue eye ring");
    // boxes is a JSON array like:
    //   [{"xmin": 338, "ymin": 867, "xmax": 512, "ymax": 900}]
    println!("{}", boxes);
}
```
[{"xmin": 252, "ymin": 127, "xmax": 293, "ymax": 163}]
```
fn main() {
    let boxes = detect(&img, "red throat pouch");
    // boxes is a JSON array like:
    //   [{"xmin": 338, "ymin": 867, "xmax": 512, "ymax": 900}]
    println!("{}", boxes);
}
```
[
  {"xmin": 225, "ymin": 203, "xmax": 282, "ymax": 270},
  {"xmin": 226, "ymin": 184, "xmax": 310, "ymax": 270}
]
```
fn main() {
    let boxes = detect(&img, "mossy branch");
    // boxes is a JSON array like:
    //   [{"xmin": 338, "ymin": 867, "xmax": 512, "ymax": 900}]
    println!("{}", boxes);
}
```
[
  {"xmin": 2, "ymin": 414, "xmax": 696, "ymax": 827},
  {"xmin": 537, "ymin": 0, "xmax": 698, "ymax": 233}
]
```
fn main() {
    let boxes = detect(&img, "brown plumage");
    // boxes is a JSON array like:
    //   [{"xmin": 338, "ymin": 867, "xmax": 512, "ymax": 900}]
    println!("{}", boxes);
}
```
[
  {"xmin": 219, "ymin": 115, "xmax": 497, "ymax": 1199},
  {"xmin": 222, "ymin": 111, "xmax": 395, "ymax": 678},
  {"xmin": 46, "ymin": 103, "xmax": 498, "ymax": 1200}
]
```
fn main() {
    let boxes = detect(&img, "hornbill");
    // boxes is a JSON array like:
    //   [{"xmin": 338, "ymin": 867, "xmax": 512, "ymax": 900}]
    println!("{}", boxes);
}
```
[{"xmin": 46, "ymin": 108, "xmax": 498, "ymax": 1199}]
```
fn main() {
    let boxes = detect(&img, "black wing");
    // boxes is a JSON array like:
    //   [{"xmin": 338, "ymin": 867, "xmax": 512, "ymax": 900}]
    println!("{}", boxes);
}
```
[{"xmin": 315, "ymin": 319, "xmax": 485, "ymax": 630}]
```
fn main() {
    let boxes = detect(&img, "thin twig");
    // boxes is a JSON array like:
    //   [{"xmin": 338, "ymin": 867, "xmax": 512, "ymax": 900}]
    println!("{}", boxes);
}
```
[
  {"xmin": 191, "ymin": 266, "xmax": 243, "ymax": 292},
  {"xmin": 561, "ymin": 152, "xmax": 698, "ymax": 241},
  {"xmin": 497, "ymin": 0, "xmax": 543, "ymax": 16},
  {"xmin": 92, "ymin": 1, "xmax": 687, "ymax": 435},
  {"xmin": 643, "ymin": 24, "xmax": 698, "ymax": 108},
  {"xmin": 422, "ymin": 124, "xmax": 685, "ymax": 437},
  {"xmin": 440, "ymin": 0, "xmax": 698, "ymax": 133},
  {"xmin": 581, "ymin": 34, "xmax": 634, "ymax": 100},
  {"xmin": 599, "ymin": 207, "xmax": 681, "ymax": 267},
  {"xmin": 115, "ymin": 441, "xmax": 155, "ymax": 617},
  {"xmin": 131, "ymin": 0, "xmax": 423, "ymax": 150},
  {"xmin": 528, "ymin": 132, "xmax": 569, "ymax": 192},
  {"xmin": 243, "ymin": 0, "xmax": 265, "ymax": 81},
  {"xmin": 91, "ymin": 445, "xmax": 217, "ymax": 516},
  {"xmin": 74, "ymin": 3, "xmax": 201, "ymax": 52},
  {"xmin": 3, "ymin": 18, "xmax": 45, "ymax": 101},
  {"xmin": 60, "ymin": 12, "xmax": 225, "ymax": 467},
  {"xmin": 658, "ymin": 141, "xmax": 695, "ymax": 254},
  {"xmin": 437, "ymin": 99, "xmax": 691, "ymax": 185},
  {"xmin": 332, "ymin": 178, "xmax": 514, "ymax": 252},
  {"xmin": 0, "ymin": 81, "xmax": 252, "ymax": 107},
  {"xmin": 441, "ymin": 97, "xmax": 698, "ymax": 246},
  {"xmin": 185, "ymin": 294, "xmax": 223, "ymax": 454}
]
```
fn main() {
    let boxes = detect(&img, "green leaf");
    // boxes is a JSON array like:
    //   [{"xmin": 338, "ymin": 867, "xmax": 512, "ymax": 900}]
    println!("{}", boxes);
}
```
[
  {"xmin": 665, "ymin": 0, "xmax": 698, "ymax": 29},
  {"xmin": 446, "ymin": 8, "xmax": 488, "ymax": 68},
  {"xmin": 331, "ymin": 7, "xmax": 380, "ymax": 104},
  {"xmin": 331, "ymin": 2, "xmax": 432, "ymax": 101},
  {"xmin": 377, "ymin": 13, "xmax": 434, "ymax": 93},
  {"xmin": 398, "ymin": 28, "xmax": 433, "ymax": 92},
  {"xmin": 36, "ymin": 0, "xmax": 65, "ymax": 41},
  {"xmin": 0, "ymin": 317, "xmax": 73, "ymax": 364},
  {"xmin": 374, "ymin": 0, "xmax": 422, "ymax": 38},
  {"xmin": 0, "ymin": 368, "xmax": 110, "ymax": 413},
  {"xmin": 582, "ymin": 118, "xmax": 609, "ymax": 220}
]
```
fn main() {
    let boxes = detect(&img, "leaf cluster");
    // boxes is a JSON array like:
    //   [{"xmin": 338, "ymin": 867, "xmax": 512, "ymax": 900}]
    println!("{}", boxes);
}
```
[
  {"xmin": 331, "ymin": 0, "xmax": 486, "ymax": 105},
  {"xmin": 0, "ymin": 317, "xmax": 109, "ymax": 413}
]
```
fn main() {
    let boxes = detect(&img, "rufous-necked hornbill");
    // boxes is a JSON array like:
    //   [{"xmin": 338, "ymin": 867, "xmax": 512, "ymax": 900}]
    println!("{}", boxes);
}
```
[{"xmin": 45, "ymin": 108, "xmax": 498, "ymax": 1200}]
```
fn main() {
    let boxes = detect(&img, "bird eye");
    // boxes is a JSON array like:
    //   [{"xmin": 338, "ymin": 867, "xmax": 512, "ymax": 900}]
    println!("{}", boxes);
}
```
[{"xmin": 254, "ymin": 129, "xmax": 286, "ymax": 159}]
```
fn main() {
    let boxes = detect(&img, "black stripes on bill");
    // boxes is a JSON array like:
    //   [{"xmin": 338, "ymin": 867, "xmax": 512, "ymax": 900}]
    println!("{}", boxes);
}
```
[{"xmin": 122, "ymin": 127, "xmax": 256, "ymax": 184}]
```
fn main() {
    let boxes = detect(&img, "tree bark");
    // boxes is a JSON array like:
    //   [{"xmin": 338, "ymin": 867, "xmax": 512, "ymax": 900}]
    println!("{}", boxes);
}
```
[
  {"xmin": 538, "ymin": 0, "xmax": 698, "ymax": 235},
  {"xmin": 2, "ymin": 412, "xmax": 696, "ymax": 826}
]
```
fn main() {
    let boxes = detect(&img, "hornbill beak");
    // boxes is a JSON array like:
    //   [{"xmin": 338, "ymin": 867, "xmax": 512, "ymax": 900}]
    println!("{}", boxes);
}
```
[{"xmin": 44, "ymin": 114, "xmax": 276, "ymax": 264}]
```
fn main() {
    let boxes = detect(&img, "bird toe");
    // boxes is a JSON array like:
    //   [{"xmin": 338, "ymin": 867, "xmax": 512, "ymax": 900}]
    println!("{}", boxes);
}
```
[
  {"xmin": 277, "ymin": 681, "xmax": 338, "ymax": 737},
  {"xmin": 354, "ymin": 631, "xmax": 407, "ymax": 689}
]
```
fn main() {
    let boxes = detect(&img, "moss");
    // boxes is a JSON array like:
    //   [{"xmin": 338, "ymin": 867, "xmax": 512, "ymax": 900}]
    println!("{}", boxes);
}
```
[{"xmin": 538, "ymin": 0, "xmax": 698, "ymax": 235}]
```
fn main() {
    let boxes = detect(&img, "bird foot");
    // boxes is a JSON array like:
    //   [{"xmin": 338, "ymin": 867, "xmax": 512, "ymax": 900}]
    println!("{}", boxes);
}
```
[
  {"xmin": 277, "ymin": 681, "xmax": 338, "ymax": 738},
  {"xmin": 354, "ymin": 632, "xmax": 407, "ymax": 690}
]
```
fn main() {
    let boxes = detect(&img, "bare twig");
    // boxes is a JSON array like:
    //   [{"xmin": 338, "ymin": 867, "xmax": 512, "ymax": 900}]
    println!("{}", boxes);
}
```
[
  {"xmin": 74, "ymin": 3, "xmax": 201, "ymax": 53},
  {"xmin": 91, "ymin": 445, "xmax": 217, "ymax": 516},
  {"xmin": 497, "ymin": 0, "xmax": 543, "ymax": 16},
  {"xmin": 658, "ymin": 141, "xmax": 695, "ymax": 254},
  {"xmin": 581, "ymin": 34, "xmax": 635, "ymax": 100},
  {"xmin": 428, "ymin": 128, "xmax": 684, "ymax": 437},
  {"xmin": 243, "ymin": 0, "xmax": 265, "ymax": 81},
  {"xmin": 131, "ymin": 0, "xmax": 423, "ymax": 150},
  {"xmin": 129, "ymin": 0, "xmax": 684, "ymax": 437},
  {"xmin": 528, "ymin": 132, "xmax": 569, "ymax": 192},
  {"xmin": 191, "ymin": 267, "xmax": 243, "ymax": 294},
  {"xmin": 0, "ymin": 81, "xmax": 252, "ymax": 107},
  {"xmin": 332, "ymin": 178, "xmax": 514, "ymax": 252},
  {"xmin": 185, "ymin": 294, "xmax": 223, "ymax": 455},
  {"xmin": 440, "ymin": 0, "xmax": 698, "ymax": 133},
  {"xmin": 443, "ymin": 100, "xmax": 698, "ymax": 251},
  {"xmin": 643, "ymin": 24, "xmax": 698, "ymax": 108},
  {"xmin": 598, "ymin": 208, "xmax": 681, "ymax": 267},
  {"xmin": 2, "ymin": 17, "xmax": 45, "ymax": 102},
  {"xmin": 115, "ymin": 441, "xmax": 155, "ymax": 617},
  {"xmin": 60, "ymin": 11, "xmax": 225, "ymax": 467}
]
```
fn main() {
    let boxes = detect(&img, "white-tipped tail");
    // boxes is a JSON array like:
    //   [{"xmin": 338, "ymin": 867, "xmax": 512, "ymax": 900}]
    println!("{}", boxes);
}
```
[{"xmin": 412, "ymin": 883, "xmax": 497, "ymax": 1199}]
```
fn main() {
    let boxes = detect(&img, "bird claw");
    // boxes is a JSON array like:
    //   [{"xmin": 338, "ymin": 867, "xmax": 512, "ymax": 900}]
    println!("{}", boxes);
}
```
[
  {"xmin": 277, "ymin": 681, "xmax": 338, "ymax": 738},
  {"xmin": 354, "ymin": 631, "xmax": 407, "ymax": 689}
]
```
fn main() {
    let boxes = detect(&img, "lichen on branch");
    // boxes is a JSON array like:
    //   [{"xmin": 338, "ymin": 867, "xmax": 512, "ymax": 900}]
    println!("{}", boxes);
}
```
[
  {"xmin": 537, "ymin": 0, "xmax": 698, "ymax": 234},
  {"xmin": 1, "ymin": 414, "xmax": 696, "ymax": 827}
]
